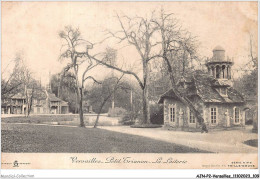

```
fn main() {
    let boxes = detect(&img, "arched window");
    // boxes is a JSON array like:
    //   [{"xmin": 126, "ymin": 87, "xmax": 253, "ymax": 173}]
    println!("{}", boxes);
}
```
[
  {"xmin": 227, "ymin": 66, "xmax": 230, "ymax": 79},
  {"xmin": 211, "ymin": 66, "xmax": 215, "ymax": 77},
  {"xmin": 222, "ymin": 65, "xmax": 226, "ymax": 78},
  {"xmin": 216, "ymin": 66, "xmax": 220, "ymax": 78}
]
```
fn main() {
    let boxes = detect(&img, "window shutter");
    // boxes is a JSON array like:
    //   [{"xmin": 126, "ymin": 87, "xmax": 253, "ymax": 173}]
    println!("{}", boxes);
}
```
[
  {"xmin": 233, "ymin": 107, "xmax": 235, "ymax": 124},
  {"xmin": 168, "ymin": 105, "xmax": 171, "ymax": 122}
]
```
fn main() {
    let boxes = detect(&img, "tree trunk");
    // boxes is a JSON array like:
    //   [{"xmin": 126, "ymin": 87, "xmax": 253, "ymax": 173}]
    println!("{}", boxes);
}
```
[
  {"xmin": 111, "ymin": 92, "xmax": 115, "ymax": 109},
  {"xmin": 93, "ymin": 100, "xmax": 106, "ymax": 128},
  {"xmin": 26, "ymin": 98, "xmax": 31, "ymax": 118},
  {"xmin": 26, "ymin": 104, "xmax": 29, "ymax": 118},
  {"xmin": 94, "ymin": 88, "xmax": 117, "ymax": 128},
  {"xmin": 142, "ymin": 86, "xmax": 150, "ymax": 124},
  {"xmin": 78, "ymin": 87, "xmax": 85, "ymax": 127},
  {"xmin": 27, "ymin": 88, "xmax": 34, "ymax": 117},
  {"xmin": 141, "ymin": 61, "xmax": 150, "ymax": 124},
  {"xmin": 93, "ymin": 110, "xmax": 101, "ymax": 128}
]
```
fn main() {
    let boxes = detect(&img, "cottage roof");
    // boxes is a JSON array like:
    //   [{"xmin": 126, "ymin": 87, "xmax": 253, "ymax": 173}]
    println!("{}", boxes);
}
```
[
  {"xmin": 213, "ymin": 45, "xmax": 225, "ymax": 51},
  {"xmin": 33, "ymin": 89, "xmax": 47, "ymax": 99},
  {"xmin": 211, "ymin": 79, "xmax": 230, "ymax": 87},
  {"xmin": 8, "ymin": 89, "xmax": 47, "ymax": 100},
  {"xmin": 11, "ymin": 93, "xmax": 25, "ymax": 99},
  {"xmin": 158, "ymin": 71, "xmax": 245, "ymax": 104},
  {"xmin": 60, "ymin": 100, "xmax": 69, "ymax": 106},
  {"xmin": 47, "ymin": 92, "xmax": 62, "ymax": 102}
]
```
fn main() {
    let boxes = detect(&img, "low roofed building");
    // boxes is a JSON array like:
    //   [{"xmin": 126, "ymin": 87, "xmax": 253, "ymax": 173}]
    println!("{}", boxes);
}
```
[
  {"xmin": 1, "ymin": 88, "xmax": 69, "ymax": 115},
  {"xmin": 159, "ymin": 46, "xmax": 246, "ymax": 131}
]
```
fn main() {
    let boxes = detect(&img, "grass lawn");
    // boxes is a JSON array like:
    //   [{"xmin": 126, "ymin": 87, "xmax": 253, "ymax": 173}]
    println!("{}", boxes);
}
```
[
  {"xmin": 1, "ymin": 123, "xmax": 209, "ymax": 153},
  {"xmin": 1, "ymin": 115, "xmax": 76, "ymax": 123},
  {"xmin": 1, "ymin": 114, "xmax": 120, "ymax": 126}
]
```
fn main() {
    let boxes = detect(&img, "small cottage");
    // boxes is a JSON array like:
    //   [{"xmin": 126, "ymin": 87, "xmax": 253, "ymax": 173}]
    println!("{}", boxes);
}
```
[
  {"xmin": 1, "ymin": 89, "xmax": 69, "ymax": 115},
  {"xmin": 158, "ymin": 46, "xmax": 246, "ymax": 130}
]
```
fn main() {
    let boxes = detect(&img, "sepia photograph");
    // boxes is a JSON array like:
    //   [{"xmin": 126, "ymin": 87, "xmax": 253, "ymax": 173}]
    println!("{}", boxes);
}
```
[{"xmin": 1, "ymin": 1, "xmax": 258, "ymax": 173}]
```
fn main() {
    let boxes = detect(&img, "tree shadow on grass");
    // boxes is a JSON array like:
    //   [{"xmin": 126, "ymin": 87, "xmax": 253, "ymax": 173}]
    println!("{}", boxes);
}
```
[
  {"xmin": 1, "ymin": 124, "xmax": 211, "ymax": 153},
  {"xmin": 243, "ymin": 139, "xmax": 258, "ymax": 147}
]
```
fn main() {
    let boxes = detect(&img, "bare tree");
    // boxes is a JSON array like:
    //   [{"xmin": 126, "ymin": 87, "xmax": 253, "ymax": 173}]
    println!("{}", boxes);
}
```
[
  {"xmin": 87, "ymin": 13, "xmax": 161, "ymax": 124},
  {"xmin": 18, "ymin": 58, "xmax": 39, "ymax": 117},
  {"xmin": 233, "ymin": 33, "xmax": 258, "ymax": 75},
  {"xmin": 152, "ymin": 9, "xmax": 205, "ymax": 125},
  {"xmin": 249, "ymin": 33, "xmax": 258, "ymax": 70},
  {"xmin": 1, "ymin": 54, "xmax": 38, "ymax": 117},
  {"xmin": 59, "ymin": 26, "xmax": 100, "ymax": 127},
  {"xmin": 1, "ymin": 55, "xmax": 25, "ymax": 98},
  {"xmin": 22, "ymin": 68, "xmax": 33, "ymax": 117}
]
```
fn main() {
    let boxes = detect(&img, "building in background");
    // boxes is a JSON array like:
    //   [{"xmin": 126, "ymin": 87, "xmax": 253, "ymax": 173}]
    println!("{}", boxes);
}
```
[
  {"xmin": 1, "ymin": 89, "xmax": 69, "ymax": 115},
  {"xmin": 1, "ymin": 93, "xmax": 26, "ymax": 114},
  {"xmin": 82, "ymin": 100, "xmax": 93, "ymax": 113},
  {"xmin": 46, "ymin": 92, "xmax": 69, "ymax": 114}
]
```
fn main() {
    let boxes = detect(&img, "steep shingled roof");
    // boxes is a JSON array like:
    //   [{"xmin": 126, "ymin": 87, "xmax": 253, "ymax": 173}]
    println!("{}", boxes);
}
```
[
  {"xmin": 11, "ymin": 93, "xmax": 25, "ymax": 99},
  {"xmin": 9, "ymin": 89, "xmax": 47, "ymax": 100},
  {"xmin": 158, "ymin": 70, "xmax": 245, "ymax": 104},
  {"xmin": 47, "ymin": 92, "xmax": 62, "ymax": 102},
  {"xmin": 33, "ymin": 89, "xmax": 47, "ymax": 99},
  {"xmin": 60, "ymin": 100, "xmax": 69, "ymax": 106}
]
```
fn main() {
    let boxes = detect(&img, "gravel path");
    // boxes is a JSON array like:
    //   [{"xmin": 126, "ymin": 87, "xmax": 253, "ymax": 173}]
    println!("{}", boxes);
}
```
[{"xmin": 99, "ymin": 126, "xmax": 258, "ymax": 153}]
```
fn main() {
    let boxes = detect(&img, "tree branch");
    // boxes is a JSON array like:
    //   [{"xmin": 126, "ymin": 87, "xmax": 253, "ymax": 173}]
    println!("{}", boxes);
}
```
[
  {"xmin": 83, "ymin": 76, "xmax": 101, "ymax": 84},
  {"xmin": 86, "ymin": 53, "xmax": 144, "ymax": 90}
]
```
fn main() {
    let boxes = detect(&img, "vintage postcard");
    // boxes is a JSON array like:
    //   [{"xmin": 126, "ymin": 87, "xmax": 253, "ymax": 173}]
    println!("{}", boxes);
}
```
[{"xmin": 1, "ymin": 1, "xmax": 258, "ymax": 177}]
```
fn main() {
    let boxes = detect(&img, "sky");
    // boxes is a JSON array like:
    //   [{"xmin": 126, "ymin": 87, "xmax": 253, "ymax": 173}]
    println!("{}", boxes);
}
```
[{"xmin": 2, "ymin": 1, "xmax": 258, "ymax": 86}]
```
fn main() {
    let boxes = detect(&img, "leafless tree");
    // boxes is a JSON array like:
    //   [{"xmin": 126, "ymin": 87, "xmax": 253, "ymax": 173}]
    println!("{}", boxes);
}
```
[
  {"xmin": 87, "ymin": 13, "xmax": 161, "ymax": 124},
  {"xmin": 59, "ymin": 26, "xmax": 100, "ymax": 127},
  {"xmin": 249, "ymin": 33, "xmax": 257, "ymax": 70},
  {"xmin": 1, "ymin": 55, "xmax": 25, "ymax": 98},
  {"xmin": 152, "ymin": 9, "xmax": 205, "ymax": 124},
  {"xmin": 22, "ymin": 68, "xmax": 33, "ymax": 117},
  {"xmin": 1, "ymin": 54, "xmax": 38, "ymax": 117},
  {"xmin": 233, "ymin": 33, "xmax": 258, "ymax": 75},
  {"xmin": 17, "ymin": 57, "xmax": 40, "ymax": 118}
]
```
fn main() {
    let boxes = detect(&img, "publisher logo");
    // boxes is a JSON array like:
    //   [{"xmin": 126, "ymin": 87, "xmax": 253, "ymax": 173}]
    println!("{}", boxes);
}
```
[{"xmin": 13, "ymin": 160, "xmax": 19, "ymax": 167}]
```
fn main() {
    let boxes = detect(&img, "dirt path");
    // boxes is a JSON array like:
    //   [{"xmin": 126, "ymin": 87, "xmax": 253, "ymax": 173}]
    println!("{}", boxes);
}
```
[{"xmin": 99, "ymin": 126, "xmax": 258, "ymax": 153}]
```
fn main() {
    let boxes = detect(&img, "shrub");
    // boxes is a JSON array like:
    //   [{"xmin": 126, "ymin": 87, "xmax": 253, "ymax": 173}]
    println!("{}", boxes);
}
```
[
  {"xmin": 119, "ymin": 111, "xmax": 136, "ymax": 125},
  {"xmin": 245, "ymin": 119, "xmax": 253, "ymax": 125},
  {"xmin": 130, "ymin": 124, "xmax": 162, "ymax": 128},
  {"xmin": 150, "ymin": 104, "xmax": 163, "ymax": 124},
  {"xmin": 108, "ymin": 107, "xmax": 127, "ymax": 117}
]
